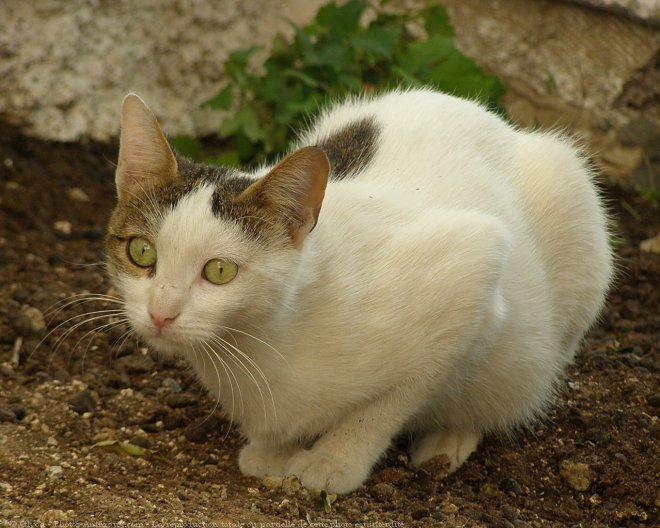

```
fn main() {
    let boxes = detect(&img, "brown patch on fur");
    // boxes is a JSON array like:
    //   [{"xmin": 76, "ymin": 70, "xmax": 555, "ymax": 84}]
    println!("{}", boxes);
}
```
[{"xmin": 317, "ymin": 116, "xmax": 380, "ymax": 180}]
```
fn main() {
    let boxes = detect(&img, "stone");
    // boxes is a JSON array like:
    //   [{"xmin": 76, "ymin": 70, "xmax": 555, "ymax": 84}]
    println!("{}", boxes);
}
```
[
  {"xmin": 262, "ymin": 476, "xmax": 283, "ymax": 490},
  {"xmin": 640, "ymin": 233, "xmax": 660, "ymax": 254},
  {"xmin": 53, "ymin": 220, "xmax": 72, "ymax": 236},
  {"xmin": 46, "ymin": 465, "xmax": 63, "ymax": 479},
  {"xmin": 70, "ymin": 391, "xmax": 96, "ymax": 415},
  {"xmin": 559, "ymin": 460, "xmax": 595, "ymax": 491},
  {"xmin": 164, "ymin": 392, "xmax": 198, "ymax": 409},
  {"xmin": 281, "ymin": 475, "xmax": 302, "ymax": 495},
  {"xmin": 500, "ymin": 477, "xmax": 523, "ymax": 494},
  {"xmin": 66, "ymin": 187, "xmax": 90, "ymax": 202},
  {"xmin": 646, "ymin": 393, "xmax": 660, "ymax": 407}
]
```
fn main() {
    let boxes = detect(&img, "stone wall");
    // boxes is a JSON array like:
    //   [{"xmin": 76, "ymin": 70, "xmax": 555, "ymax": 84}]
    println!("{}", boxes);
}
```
[{"xmin": 0, "ymin": 0, "xmax": 657, "ymax": 186}]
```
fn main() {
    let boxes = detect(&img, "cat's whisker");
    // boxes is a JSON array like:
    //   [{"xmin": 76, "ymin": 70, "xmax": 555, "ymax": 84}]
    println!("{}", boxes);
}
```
[
  {"xmin": 109, "ymin": 326, "xmax": 135, "ymax": 359},
  {"xmin": 32, "ymin": 309, "xmax": 126, "ymax": 362},
  {"xmin": 46, "ymin": 292, "xmax": 124, "ymax": 314},
  {"xmin": 209, "ymin": 336, "xmax": 269, "ymax": 425},
  {"xmin": 199, "ymin": 339, "xmax": 242, "ymax": 441},
  {"xmin": 73, "ymin": 319, "xmax": 130, "ymax": 374},
  {"xmin": 221, "ymin": 325, "xmax": 289, "ymax": 369},
  {"xmin": 210, "ymin": 334, "xmax": 276, "ymax": 425}
]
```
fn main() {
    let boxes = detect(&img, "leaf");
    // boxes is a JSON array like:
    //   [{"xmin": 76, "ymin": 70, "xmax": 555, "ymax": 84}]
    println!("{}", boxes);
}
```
[
  {"xmin": 316, "ymin": 0, "xmax": 367, "ymax": 38},
  {"xmin": 312, "ymin": 488, "xmax": 338, "ymax": 513},
  {"xmin": 423, "ymin": 5, "xmax": 453, "ymax": 37},
  {"xmin": 282, "ymin": 68, "xmax": 321, "ymax": 88},
  {"xmin": 350, "ymin": 25, "xmax": 402, "ymax": 59},
  {"xmin": 202, "ymin": 85, "xmax": 233, "ymax": 111},
  {"xmin": 92, "ymin": 440, "xmax": 151, "ymax": 457},
  {"xmin": 399, "ymin": 35, "xmax": 454, "ymax": 75},
  {"xmin": 168, "ymin": 136, "xmax": 202, "ymax": 160}
]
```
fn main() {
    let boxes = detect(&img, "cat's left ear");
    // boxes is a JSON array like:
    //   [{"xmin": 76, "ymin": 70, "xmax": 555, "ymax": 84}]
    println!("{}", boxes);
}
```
[
  {"xmin": 238, "ymin": 146, "xmax": 330, "ymax": 247},
  {"xmin": 115, "ymin": 94, "xmax": 178, "ymax": 202}
]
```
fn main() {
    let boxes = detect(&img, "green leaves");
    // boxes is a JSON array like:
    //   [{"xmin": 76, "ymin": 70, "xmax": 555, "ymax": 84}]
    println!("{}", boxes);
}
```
[{"xmin": 200, "ymin": 1, "xmax": 505, "ymax": 166}]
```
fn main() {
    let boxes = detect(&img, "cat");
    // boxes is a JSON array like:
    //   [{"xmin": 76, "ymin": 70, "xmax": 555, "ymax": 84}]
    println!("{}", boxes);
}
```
[{"xmin": 105, "ymin": 88, "xmax": 613, "ymax": 494}]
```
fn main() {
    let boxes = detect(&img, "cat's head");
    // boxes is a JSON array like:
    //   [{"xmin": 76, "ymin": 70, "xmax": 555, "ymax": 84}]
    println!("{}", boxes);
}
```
[{"xmin": 106, "ymin": 94, "xmax": 329, "ymax": 356}]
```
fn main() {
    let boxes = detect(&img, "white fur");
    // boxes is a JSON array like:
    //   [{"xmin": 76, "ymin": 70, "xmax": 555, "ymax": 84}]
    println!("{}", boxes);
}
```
[{"xmin": 115, "ymin": 89, "xmax": 613, "ymax": 493}]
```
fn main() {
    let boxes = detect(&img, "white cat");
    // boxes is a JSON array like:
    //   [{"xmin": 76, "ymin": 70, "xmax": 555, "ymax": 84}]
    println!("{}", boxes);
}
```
[{"xmin": 106, "ymin": 89, "xmax": 613, "ymax": 493}]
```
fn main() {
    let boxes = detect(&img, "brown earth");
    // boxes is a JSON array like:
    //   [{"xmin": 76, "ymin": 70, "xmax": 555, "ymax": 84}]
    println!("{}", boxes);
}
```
[{"xmin": 0, "ymin": 122, "xmax": 658, "ymax": 527}]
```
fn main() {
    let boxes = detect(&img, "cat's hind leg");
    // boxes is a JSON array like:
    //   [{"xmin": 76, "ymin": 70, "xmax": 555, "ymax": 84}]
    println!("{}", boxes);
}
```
[{"xmin": 410, "ymin": 430, "xmax": 480, "ymax": 471}]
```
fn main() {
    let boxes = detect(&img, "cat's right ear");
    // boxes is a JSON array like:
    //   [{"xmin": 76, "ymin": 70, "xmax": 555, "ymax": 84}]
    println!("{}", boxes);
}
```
[{"xmin": 115, "ymin": 94, "xmax": 178, "ymax": 202}]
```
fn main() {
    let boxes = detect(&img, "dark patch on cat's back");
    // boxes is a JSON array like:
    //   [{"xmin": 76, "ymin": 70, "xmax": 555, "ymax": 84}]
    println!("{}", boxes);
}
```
[{"xmin": 317, "ymin": 116, "xmax": 380, "ymax": 180}]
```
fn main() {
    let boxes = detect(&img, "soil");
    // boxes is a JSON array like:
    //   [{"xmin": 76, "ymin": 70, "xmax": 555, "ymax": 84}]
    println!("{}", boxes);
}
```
[{"xmin": 0, "ymin": 121, "xmax": 658, "ymax": 527}]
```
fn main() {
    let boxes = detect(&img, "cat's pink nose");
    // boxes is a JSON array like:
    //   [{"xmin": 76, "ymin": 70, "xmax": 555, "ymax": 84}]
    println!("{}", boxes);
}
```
[{"xmin": 149, "ymin": 310, "xmax": 179, "ymax": 330}]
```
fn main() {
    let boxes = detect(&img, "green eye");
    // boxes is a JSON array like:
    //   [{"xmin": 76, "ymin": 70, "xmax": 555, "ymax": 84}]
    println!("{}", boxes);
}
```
[
  {"xmin": 127, "ymin": 237, "xmax": 157, "ymax": 268},
  {"xmin": 203, "ymin": 259, "xmax": 238, "ymax": 285}
]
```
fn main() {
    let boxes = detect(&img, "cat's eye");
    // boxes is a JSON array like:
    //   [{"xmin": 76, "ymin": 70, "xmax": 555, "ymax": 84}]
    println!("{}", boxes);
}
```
[
  {"xmin": 203, "ymin": 259, "xmax": 238, "ymax": 285},
  {"xmin": 127, "ymin": 237, "xmax": 157, "ymax": 268}
]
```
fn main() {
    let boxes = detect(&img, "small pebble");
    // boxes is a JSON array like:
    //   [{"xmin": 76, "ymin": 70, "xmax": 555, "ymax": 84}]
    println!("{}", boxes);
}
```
[
  {"xmin": 66, "ymin": 187, "xmax": 90, "ymax": 202},
  {"xmin": 47, "ymin": 465, "xmax": 63, "ymax": 479},
  {"xmin": 0, "ymin": 408, "xmax": 16, "ymax": 423},
  {"xmin": 11, "ymin": 287, "xmax": 29, "ymax": 304},
  {"xmin": 117, "ymin": 355, "xmax": 154, "ymax": 374},
  {"xmin": 614, "ymin": 452, "xmax": 628, "ymax": 464},
  {"xmin": 161, "ymin": 377, "xmax": 182, "ymax": 393},
  {"xmin": 559, "ymin": 460, "xmax": 595, "ymax": 491},
  {"xmin": 500, "ymin": 477, "xmax": 523, "ymax": 494},
  {"xmin": 9, "ymin": 402, "xmax": 27, "ymax": 421},
  {"xmin": 183, "ymin": 415, "xmax": 220, "ymax": 442},
  {"xmin": 262, "ymin": 476, "xmax": 283, "ymax": 490},
  {"xmin": 128, "ymin": 436, "xmax": 151, "ymax": 449},
  {"xmin": 53, "ymin": 220, "xmax": 72, "ymax": 236},
  {"xmin": 70, "ymin": 391, "xmax": 96, "ymax": 415},
  {"xmin": 412, "ymin": 508, "xmax": 430, "ymax": 520},
  {"xmin": 646, "ymin": 393, "xmax": 660, "ymax": 407},
  {"xmin": 281, "ymin": 475, "xmax": 302, "ymax": 495},
  {"xmin": 372, "ymin": 482, "xmax": 395, "ymax": 500},
  {"xmin": 165, "ymin": 392, "xmax": 198, "ymax": 409}
]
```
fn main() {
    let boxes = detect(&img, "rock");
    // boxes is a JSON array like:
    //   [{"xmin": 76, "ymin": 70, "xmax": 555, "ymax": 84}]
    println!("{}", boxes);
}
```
[
  {"xmin": 11, "ymin": 305, "xmax": 46, "ymax": 335},
  {"xmin": 40, "ymin": 509, "xmax": 71, "ymax": 522},
  {"xmin": 66, "ymin": 187, "xmax": 90, "ymax": 202},
  {"xmin": 164, "ymin": 392, "xmax": 197, "ymax": 409},
  {"xmin": 262, "ymin": 476, "xmax": 284, "ymax": 490},
  {"xmin": 117, "ymin": 355, "xmax": 154, "ymax": 374},
  {"xmin": 372, "ymin": 482, "xmax": 395, "ymax": 500},
  {"xmin": 11, "ymin": 287, "xmax": 29, "ymax": 304},
  {"xmin": 640, "ymin": 233, "xmax": 660, "ymax": 254},
  {"xmin": 161, "ymin": 377, "xmax": 182, "ymax": 393},
  {"xmin": 412, "ymin": 508, "xmax": 430, "ymax": 520},
  {"xmin": 559, "ymin": 460, "xmax": 595, "ymax": 491},
  {"xmin": 9, "ymin": 402, "xmax": 26, "ymax": 421},
  {"xmin": 500, "ymin": 477, "xmax": 523, "ymax": 494},
  {"xmin": 70, "ymin": 391, "xmax": 96, "ymax": 415},
  {"xmin": 646, "ymin": 393, "xmax": 660, "ymax": 407},
  {"xmin": 281, "ymin": 475, "xmax": 302, "ymax": 495},
  {"xmin": 46, "ymin": 465, "xmax": 63, "ymax": 479},
  {"xmin": 0, "ymin": 408, "xmax": 17, "ymax": 423},
  {"xmin": 183, "ymin": 415, "xmax": 221, "ymax": 442},
  {"xmin": 53, "ymin": 220, "xmax": 72, "ymax": 237},
  {"xmin": 128, "ymin": 435, "xmax": 151, "ymax": 449},
  {"xmin": 614, "ymin": 452, "xmax": 628, "ymax": 464}
]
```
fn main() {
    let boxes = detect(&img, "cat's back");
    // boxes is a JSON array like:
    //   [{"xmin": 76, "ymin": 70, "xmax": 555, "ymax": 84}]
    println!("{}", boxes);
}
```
[{"xmin": 304, "ymin": 88, "xmax": 613, "ymax": 358}]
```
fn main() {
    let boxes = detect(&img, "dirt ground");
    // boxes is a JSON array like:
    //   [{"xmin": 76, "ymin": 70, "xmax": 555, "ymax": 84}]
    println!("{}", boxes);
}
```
[{"xmin": 0, "ymin": 121, "xmax": 658, "ymax": 527}]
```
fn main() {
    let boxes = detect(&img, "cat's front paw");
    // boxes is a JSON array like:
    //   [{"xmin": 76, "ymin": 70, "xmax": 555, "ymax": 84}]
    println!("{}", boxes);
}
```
[
  {"xmin": 284, "ymin": 450, "xmax": 368, "ymax": 494},
  {"xmin": 238, "ymin": 442, "xmax": 297, "ymax": 478}
]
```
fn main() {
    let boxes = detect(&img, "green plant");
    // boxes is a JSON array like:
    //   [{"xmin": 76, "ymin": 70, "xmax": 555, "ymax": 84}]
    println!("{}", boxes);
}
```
[{"xmin": 175, "ymin": 0, "xmax": 505, "ymax": 166}]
